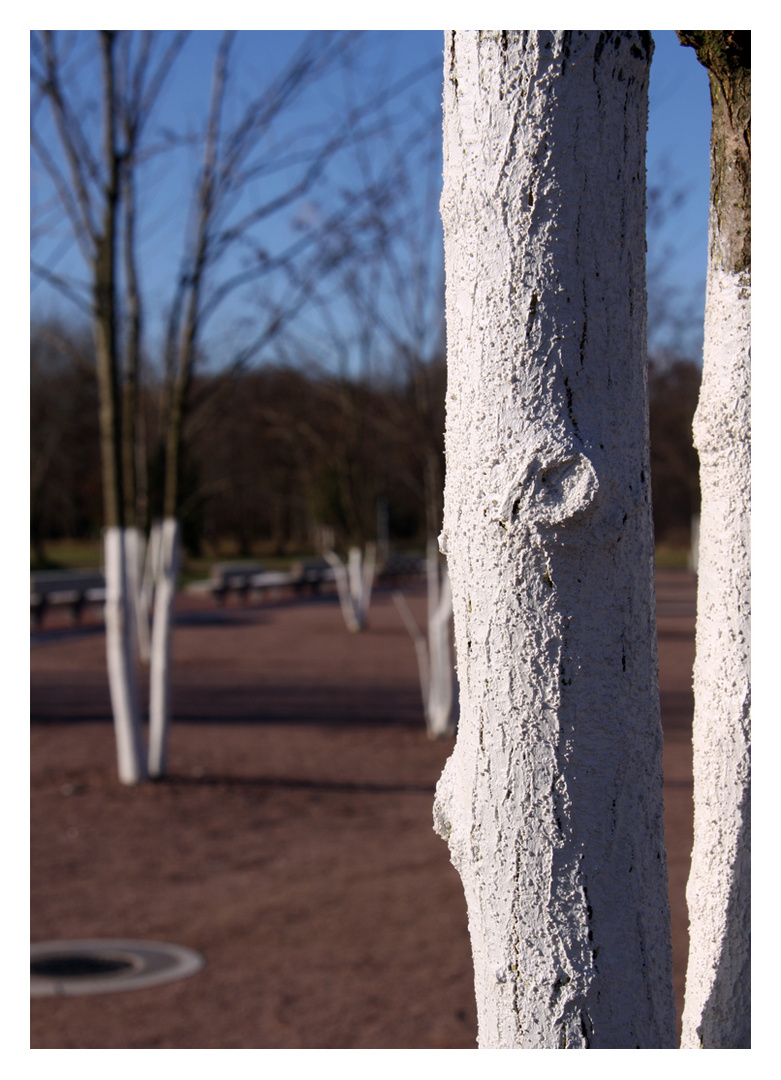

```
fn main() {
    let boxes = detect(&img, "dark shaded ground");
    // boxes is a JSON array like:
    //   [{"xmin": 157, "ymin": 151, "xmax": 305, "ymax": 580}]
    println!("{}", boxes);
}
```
[{"xmin": 30, "ymin": 570, "xmax": 695, "ymax": 1048}]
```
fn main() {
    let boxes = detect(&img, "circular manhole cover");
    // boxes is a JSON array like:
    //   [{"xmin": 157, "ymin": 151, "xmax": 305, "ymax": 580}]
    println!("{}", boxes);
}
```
[{"xmin": 31, "ymin": 939, "xmax": 204, "ymax": 997}]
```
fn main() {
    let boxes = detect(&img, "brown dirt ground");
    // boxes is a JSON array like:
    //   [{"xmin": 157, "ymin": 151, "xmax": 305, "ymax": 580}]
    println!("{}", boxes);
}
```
[{"xmin": 30, "ymin": 569, "xmax": 695, "ymax": 1049}]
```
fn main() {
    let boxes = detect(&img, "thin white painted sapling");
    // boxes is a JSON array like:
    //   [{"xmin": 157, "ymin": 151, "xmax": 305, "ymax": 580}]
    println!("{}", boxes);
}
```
[{"xmin": 324, "ymin": 543, "xmax": 376, "ymax": 633}]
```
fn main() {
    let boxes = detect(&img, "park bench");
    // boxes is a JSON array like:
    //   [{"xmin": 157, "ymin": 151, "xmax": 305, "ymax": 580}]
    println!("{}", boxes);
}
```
[
  {"xmin": 377, "ymin": 554, "xmax": 426, "ymax": 584},
  {"xmin": 207, "ymin": 562, "xmax": 321, "ymax": 603},
  {"xmin": 290, "ymin": 559, "xmax": 336, "ymax": 594},
  {"xmin": 208, "ymin": 562, "xmax": 265, "ymax": 603},
  {"xmin": 207, "ymin": 560, "xmax": 338, "ymax": 601},
  {"xmin": 31, "ymin": 570, "xmax": 106, "ymax": 626}
]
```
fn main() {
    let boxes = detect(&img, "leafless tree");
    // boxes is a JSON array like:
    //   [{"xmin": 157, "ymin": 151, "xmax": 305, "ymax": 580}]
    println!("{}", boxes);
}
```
[
  {"xmin": 31, "ymin": 29, "xmax": 441, "ymax": 778},
  {"xmin": 32, "ymin": 30, "xmax": 189, "ymax": 782}
]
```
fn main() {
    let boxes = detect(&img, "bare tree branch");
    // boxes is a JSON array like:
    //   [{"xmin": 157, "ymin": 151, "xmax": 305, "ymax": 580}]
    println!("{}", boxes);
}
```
[
  {"xmin": 30, "ymin": 127, "xmax": 96, "ymax": 264},
  {"xmin": 29, "ymin": 258, "xmax": 93, "ymax": 316},
  {"xmin": 35, "ymin": 31, "xmax": 100, "ymax": 244}
]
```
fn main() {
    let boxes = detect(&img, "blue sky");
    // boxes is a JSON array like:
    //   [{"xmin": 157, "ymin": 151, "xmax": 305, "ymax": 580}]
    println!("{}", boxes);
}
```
[
  {"xmin": 645, "ymin": 30, "xmax": 711, "ymax": 354},
  {"xmin": 30, "ymin": 30, "xmax": 712, "ymax": 368}
]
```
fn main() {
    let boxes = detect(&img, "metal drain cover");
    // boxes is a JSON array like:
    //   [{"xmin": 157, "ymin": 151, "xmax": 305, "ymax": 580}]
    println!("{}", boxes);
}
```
[{"xmin": 31, "ymin": 939, "xmax": 204, "ymax": 997}]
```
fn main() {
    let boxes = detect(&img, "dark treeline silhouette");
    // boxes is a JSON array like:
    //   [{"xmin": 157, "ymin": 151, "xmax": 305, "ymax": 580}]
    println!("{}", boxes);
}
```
[
  {"xmin": 31, "ymin": 318, "xmax": 699, "ymax": 566},
  {"xmin": 30, "ymin": 319, "xmax": 447, "ymax": 562},
  {"xmin": 31, "ymin": 324, "xmax": 102, "ymax": 563},
  {"xmin": 185, "ymin": 358, "xmax": 447, "ymax": 556},
  {"xmin": 648, "ymin": 354, "xmax": 702, "ymax": 547}
]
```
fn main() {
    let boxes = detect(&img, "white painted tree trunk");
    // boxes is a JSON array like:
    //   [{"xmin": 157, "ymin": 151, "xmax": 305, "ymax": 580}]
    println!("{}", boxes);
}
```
[
  {"xmin": 426, "ymin": 554, "xmax": 458, "ymax": 738},
  {"xmin": 677, "ymin": 33, "xmax": 750, "ymax": 1049},
  {"xmin": 103, "ymin": 527, "xmax": 147, "ymax": 784},
  {"xmin": 139, "ymin": 520, "xmax": 163, "ymax": 664},
  {"xmin": 324, "ymin": 544, "xmax": 376, "ymax": 632},
  {"xmin": 434, "ymin": 31, "xmax": 675, "ymax": 1048},
  {"xmin": 124, "ymin": 525, "xmax": 149, "ymax": 664},
  {"xmin": 148, "ymin": 517, "xmax": 181, "ymax": 779},
  {"xmin": 394, "ymin": 543, "xmax": 458, "ymax": 738},
  {"xmin": 680, "ymin": 273, "xmax": 751, "ymax": 1050}
]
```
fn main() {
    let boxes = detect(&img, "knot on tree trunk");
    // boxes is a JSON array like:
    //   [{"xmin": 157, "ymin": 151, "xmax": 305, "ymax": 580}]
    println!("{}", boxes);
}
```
[{"xmin": 498, "ymin": 450, "xmax": 599, "ymax": 529}]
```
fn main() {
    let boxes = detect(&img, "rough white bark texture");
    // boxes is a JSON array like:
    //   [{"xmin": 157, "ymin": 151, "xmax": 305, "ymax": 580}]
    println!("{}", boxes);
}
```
[
  {"xmin": 434, "ymin": 31, "xmax": 675, "ymax": 1048},
  {"xmin": 680, "ymin": 267, "xmax": 750, "ymax": 1048},
  {"xmin": 324, "ymin": 544, "xmax": 376, "ymax": 632},
  {"xmin": 104, "ymin": 527, "xmax": 146, "ymax": 784},
  {"xmin": 148, "ymin": 517, "xmax": 181, "ymax": 779}
]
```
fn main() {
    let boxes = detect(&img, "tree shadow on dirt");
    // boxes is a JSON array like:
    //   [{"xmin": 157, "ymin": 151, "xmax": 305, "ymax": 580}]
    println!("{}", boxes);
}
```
[
  {"xmin": 164, "ymin": 773, "xmax": 437, "ymax": 795},
  {"xmin": 32, "ymin": 678, "xmax": 427, "ymax": 728}
]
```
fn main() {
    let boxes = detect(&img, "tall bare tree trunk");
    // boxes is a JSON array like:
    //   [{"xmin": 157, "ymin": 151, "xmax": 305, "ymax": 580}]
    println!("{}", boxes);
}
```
[
  {"xmin": 145, "ymin": 320, "xmax": 191, "ymax": 777},
  {"xmin": 678, "ymin": 31, "xmax": 751, "ymax": 1050},
  {"xmin": 434, "ymin": 31, "xmax": 675, "ymax": 1047},
  {"xmin": 120, "ymin": 160, "xmax": 152, "ymax": 667},
  {"xmin": 94, "ymin": 31, "xmax": 146, "ymax": 785},
  {"xmin": 148, "ymin": 518, "xmax": 180, "ymax": 778},
  {"xmin": 103, "ymin": 528, "xmax": 146, "ymax": 783}
]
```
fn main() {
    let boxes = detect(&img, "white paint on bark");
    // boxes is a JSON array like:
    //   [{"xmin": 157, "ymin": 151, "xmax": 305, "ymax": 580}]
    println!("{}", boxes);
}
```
[
  {"xmin": 148, "ymin": 517, "xmax": 181, "ymax": 779},
  {"xmin": 103, "ymin": 526, "xmax": 146, "ymax": 784},
  {"xmin": 434, "ymin": 31, "xmax": 675, "ymax": 1048},
  {"xmin": 324, "ymin": 544, "xmax": 375, "ymax": 632},
  {"xmin": 425, "ymin": 550, "xmax": 458, "ymax": 738},
  {"xmin": 394, "ymin": 543, "xmax": 458, "ymax": 738},
  {"xmin": 681, "ymin": 267, "xmax": 750, "ymax": 1048}
]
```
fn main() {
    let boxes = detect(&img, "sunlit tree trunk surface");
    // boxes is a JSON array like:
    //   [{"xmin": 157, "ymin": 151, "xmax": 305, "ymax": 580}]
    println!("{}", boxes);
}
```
[
  {"xmin": 424, "ymin": 543, "xmax": 458, "ymax": 737},
  {"xmin": 394, "ymin": 542, "xmax": 458, "ymax": 738},
  {"xmin": 434, "ymin": 30, "xmax": 675, "ymax": 1048},
  {"xmin": 678, "ymin": 31, "xmax": 751, "ymax": 1050},
  {"xmin": 93, "ymin": 32, "xmax": 146, "ymax": 786},
  {"xmin": 104, "ymin": 527, "xmax": 146, "ymax": 783},
  {"xmin": 148, "ymin": 518, "xmax": 181, "ymax": 779},
  {"xmin": 324, "ymin": 544, "xmax": 376, "ymax": 632}
]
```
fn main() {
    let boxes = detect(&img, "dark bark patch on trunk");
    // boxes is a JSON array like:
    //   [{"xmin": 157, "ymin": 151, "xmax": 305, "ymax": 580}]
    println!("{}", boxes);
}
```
[{"xmin": 677, "ymin": 31, "xmax": 750, "ymax": 275}]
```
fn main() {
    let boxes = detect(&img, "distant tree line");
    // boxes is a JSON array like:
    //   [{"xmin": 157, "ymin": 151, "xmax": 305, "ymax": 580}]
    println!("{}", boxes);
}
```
[
  {"xmin": 31, "ymin": 318, "xmax": 700, "ymax": 566},
  {"xmin": 30, "ymin": 319, "xmax": 450, "ymax": 563},
  {"xmin": 31, "ymin": 324, "xmax": 102, "ymax": 561},
  {"xmin": 647, "ymin": 353, "xmax": 702, "ymax": 546}
]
